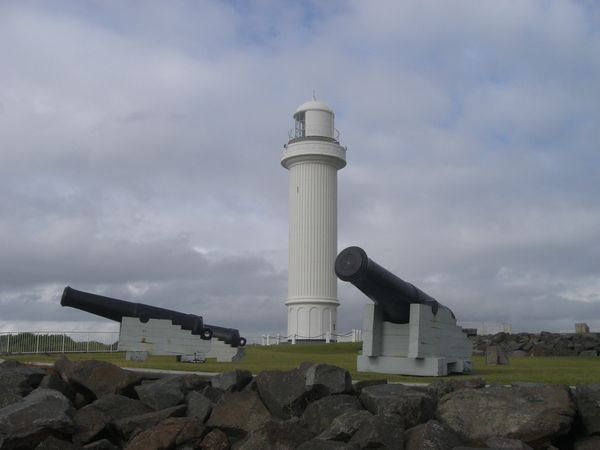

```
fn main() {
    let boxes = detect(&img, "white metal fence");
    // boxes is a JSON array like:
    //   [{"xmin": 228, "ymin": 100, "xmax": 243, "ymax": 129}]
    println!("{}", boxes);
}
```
[
  {"xmin": 0, "ymin": 331, "xmax": 119, "ymax": 355},
  {"xmin": 0, "ymin": 329, "xmax": 362, "ymax": 354},
  {"xmin": 251, "ymin": 329, "xmax": 363, "ymax": 346}
]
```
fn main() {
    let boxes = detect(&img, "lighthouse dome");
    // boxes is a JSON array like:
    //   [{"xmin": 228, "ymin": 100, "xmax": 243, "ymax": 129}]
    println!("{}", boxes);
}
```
[
  {"xmin": 294, "ymin": 100, "xmax": 334, "ymax": 116},
  {"xmin": 291, "ymin": 99, "xmax": 336, "ymax": 141}
]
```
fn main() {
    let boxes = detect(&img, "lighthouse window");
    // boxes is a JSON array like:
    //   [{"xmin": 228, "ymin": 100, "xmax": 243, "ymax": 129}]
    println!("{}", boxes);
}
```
[{"xmin": 294, "ymin": 112, "xmax": 305, "ymax": 138}]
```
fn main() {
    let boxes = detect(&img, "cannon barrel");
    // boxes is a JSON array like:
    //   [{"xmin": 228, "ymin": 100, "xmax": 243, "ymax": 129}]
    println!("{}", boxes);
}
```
[
  {"xmin": 334, "ymin": 246, "xmax": 454, "ymax": 324},
  {"xmin": 61, "ymin": 286, "xmax": 247, "ymax": 347}
]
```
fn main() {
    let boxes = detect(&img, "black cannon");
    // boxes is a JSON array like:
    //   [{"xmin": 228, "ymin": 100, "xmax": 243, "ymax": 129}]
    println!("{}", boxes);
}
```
[
  {"xmin": 334, "ymin": 246, "xmax": 454, "ymax": 324},
  {"xmin": 61, "ymin": 286, "xmax": 246, "ymax": 347}
]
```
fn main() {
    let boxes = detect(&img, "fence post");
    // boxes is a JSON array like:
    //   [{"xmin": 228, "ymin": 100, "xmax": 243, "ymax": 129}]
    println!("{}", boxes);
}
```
[
  {"xmin": 61, "ymin": 333, "xmax": 65, "ymax": 353},
  {"xmin": 326, "ymin": 331, "xmax": 331, "ymax": 344},
  {"xmin": 276, "ymin": 333, "xmax": 281, "ymax": 345},
  {"xmin": 292, "ymin": 334, "xmax": 296, "ymax": 345},
  {"xmin": 266, "ymin": 335, "xmax": 270, "ymax": 346},
  {"xmin": 6, "ymin": 333, "xmax": 10, "ymax": 354},
  {"xmin": 35, "ymin": 334, "xmax": 40, "ymax": 354},
  {"xmin": 86, "ymin": 333, "xmax": 90, "ymax": 353}
]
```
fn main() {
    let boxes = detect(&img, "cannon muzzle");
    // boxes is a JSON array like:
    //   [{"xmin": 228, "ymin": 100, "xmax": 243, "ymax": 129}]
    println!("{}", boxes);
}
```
[
  {"xmin": 61, "ymin": 286, "xmax": 246, "ymax": 347},
  {"xmin": 335, "ymin": 246, "xmax": 454, "ymax": 323}
]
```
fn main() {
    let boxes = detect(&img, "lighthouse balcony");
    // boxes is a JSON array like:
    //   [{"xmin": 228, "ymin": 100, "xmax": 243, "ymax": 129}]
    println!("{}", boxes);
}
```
[{"xmin": 288, "ymin": 128, "xmax": 340, "ymax": 144}]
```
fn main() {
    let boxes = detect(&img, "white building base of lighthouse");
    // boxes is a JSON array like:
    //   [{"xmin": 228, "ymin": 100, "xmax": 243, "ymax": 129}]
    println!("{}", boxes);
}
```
[{"xmin": 286, "ymin": 299, "xmax": 339, "ymax": 341}]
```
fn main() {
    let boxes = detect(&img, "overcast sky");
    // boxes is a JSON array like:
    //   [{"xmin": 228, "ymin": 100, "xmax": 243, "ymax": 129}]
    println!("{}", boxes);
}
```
[{"xmin": 1, "ymin": 1, "xmax": 599, "ymax": 339}]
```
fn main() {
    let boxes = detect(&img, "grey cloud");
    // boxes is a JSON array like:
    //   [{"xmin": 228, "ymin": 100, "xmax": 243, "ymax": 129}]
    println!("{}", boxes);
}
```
[{"xmin": 0, "ymin": 0, "xmax": 599, "ymax": 335}]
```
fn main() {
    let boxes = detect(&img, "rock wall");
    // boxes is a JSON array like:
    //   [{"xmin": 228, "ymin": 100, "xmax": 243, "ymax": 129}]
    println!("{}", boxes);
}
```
[
  {"xmin": 1, "ymin": 356, "xmax": 599, "ymax": 449},
  {"xmin": 472, "ymin": 331, "xmax": 600, "ymax": 357}
]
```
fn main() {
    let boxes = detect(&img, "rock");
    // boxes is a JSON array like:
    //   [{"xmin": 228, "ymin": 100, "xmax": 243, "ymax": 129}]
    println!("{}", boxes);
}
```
[
  {"xmin": 186, "ymin": 390, "xmax": 213, "ymax": 422},
  {"xmin": 352, "ymin": 379, "xmax": 387, "ymax": 395},
  {"xmin": 35, "ymin": 435, "xmax": 80, "ymax": 449},
  {"xmin": 255, "ymin": 368, "xmax": 310, "ymax": 419},
  {"xmin": 359, "ymin": 383, "xmax": 436, "ymax": 428},
  {"xmin": 256, "ymin": 364, "xmax": 351, "ymax": 419},
  {"xmin": 83, "ymin": 439, "xmax": 119, "ymax": 450},
  {"xmin": 428, "ymin": 377, "xmax": 486, "ymax": 400},
  {"xmin": 57, "ymin": 359, "xmax": 142, "ymax": 399},
  {"xmin": 206, "ymin": 390, "xmax": 271, "ymax": 437},
  {"xmin": 404, "ymin": 419, "xmax": 464, "ymax": 450},
  {"xmin": 39, "ymin": 370, "xmax": 76, "ymax": 401},
  {"xmin": 437, "ymin": 384, "xmax": 575, "ymax": 447},
  {"xmin": 573, "ymin": 436, "xmax": 600, "ymax": 450},
  {"xmin": 318, "ymin": 409, "xmax": 373, "ymax": 441},
  {"xmin": 486, "ymin": 346, "xmax": 509, "ymax": 365},
  {"xmin": 199, "ymin": 428, "xmax": 230, "ymax": 450},
  {"xmin": 134, "ymin": 374, "xmax": 207, "ymax": 410},
  {"xmin": 0, "ymin": 392, "xmax": 23, "ymax": 409},
  {"xmin": 297, "ymin": 439, "xmax": 358, "ymax": 449},
  {"xmin": 124, "ymin": 416, "xmax": 205, "ymax": 450},
  {"xmin": 572, "ymin": 384, "xmax": 600, "ymax": 435},
  {"xmin": 303, "ymin": 363, "xmax": 352, "ymax": 395},
  {"xmin": 111, "ymin": 404, "xmax": 186, "ymax": 441},
  {"xmin": 202, "ymin": 385, "xmax": 225, "ymax": 404},
  {"xmin": 302, "ymin": 394, "xmax": 363, "ymax": 434},
  {"xmin": 0, "ymin": 359, "xmax": 47, "ymax": 396},
  {"xmin": 73, "ymin": 394, "xmax": 153, "ymax": 444},
  {"xmin": 0, "ymin": 388, "xmax": 75, "ymax": 449},
  {"xmin": 212, "ymin": 369, "xmax": 252, "ymax": 392},
  {"xmin": 348, "ymin": 414, "xmax": 404, "ymax": 449},
  {"xmin": 578, "ymin": 350, "xmax": 598, "ymax": 357},
  {"xmin": 236, "ymin": 419, "xmax": 314, "ymax": 450},
  {"xmin": 485, "ymin": 437, "xmax": 534, "ymax": 449}
]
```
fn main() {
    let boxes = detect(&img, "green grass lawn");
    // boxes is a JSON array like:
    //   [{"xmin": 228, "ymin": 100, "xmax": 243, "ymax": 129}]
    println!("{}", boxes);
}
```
[{"xmin": 7, "ymin": 342, "xmax": 600, "ymax": 385}]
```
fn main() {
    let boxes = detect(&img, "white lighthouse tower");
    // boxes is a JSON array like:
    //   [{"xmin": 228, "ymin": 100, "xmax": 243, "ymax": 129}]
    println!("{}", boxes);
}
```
[{"xmin": 281, "ymin": 99, "xmax": 346, "ymax": 341}]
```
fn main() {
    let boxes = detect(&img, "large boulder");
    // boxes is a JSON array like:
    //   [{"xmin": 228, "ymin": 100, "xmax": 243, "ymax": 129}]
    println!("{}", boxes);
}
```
[
  {"xmin": 572, "ymin": 384, "xmax": 600, "ymax": 436},
  {"xmin": 186, "ymin": 390, "xmax": 213, "ymax": 422},
  {"xmin": 212, "ymin": 369, "xmax": 253, "ymax": 392},
  {"xmin": 38, "ymin": 370, "xmax": 76, "ymax": 402},
  {"xmin": 0, "ymin": 388, "xmax": 75, "ymax": 449},
  {"xmin": 73, "ymin": 394, "xmax": 152, "ymax": 444},
  {"xmin": 56, "ymin": 359, "xmax": 142, "ymax": 399},
  {"xmin": 428, "ymin": 377, "xmax": 485, "ymax": 400},
  {"xmin": 359, "ymin": 384, "xmax": 436, "ymax": 428},
  {"xmin": 404, "ymin": 420, "xmax": 464, "ymax": 450},
  {"xmin": 206, "ymin": 390, "xmax": 271, "ymax": 437},
  {"xmin": 302, "ymin": 363, "xmax": 352, "ymax": 396},
  {"xmin": 255, "ymin": 368, "xmax": 310, "ymax": 419},
  {"xmin": 256, "ymin": 364, "xmax": 352, "ymax": 419},
  {"xmin": 574, "ymin": 436, "xmax": 600, "ymax": 450},
  {"xmin": 134, "ymin": 374, "xmax": 207, "ymax": 410},
  {"xmin": 236, "ymin": 419, "xmax": 314, "ymax": 450},
  {"xmin": 318, "ymin": 409, "xmax": 374, "ymax": 442},
  {"xmin": 124, "ymin": 416, "xmax": 205, "ymax": 450},
  {"xmin": 348, "ymin": 414, "xmax": 404, "ymax": 449},
  {"xmin": 110, "ymin": 404, "xmax": 186, "ymax": 441},
  {"xmin": 0, "ymin": 360, "xmax": 47, "ymax": 396},
  {"xmin": 198, "ymin": 428, "xmax": 230, "ymax": 450},
  {"xmin": 302, "ymin": 394, "xmax": 363, "ymax": 434},
  {"xmin": 437, "ymin": 384, "xmax": 575, "ymax": 447}
]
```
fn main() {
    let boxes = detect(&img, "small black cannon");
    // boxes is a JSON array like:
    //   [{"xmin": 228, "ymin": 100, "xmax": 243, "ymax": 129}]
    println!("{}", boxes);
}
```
[
  {"xmin": 61, "ymin": 286, "xmax": 246, "ymax": 347},
  {"xmin": 334, "ymin": 246, "xmax": 455, "ymax": 323}
]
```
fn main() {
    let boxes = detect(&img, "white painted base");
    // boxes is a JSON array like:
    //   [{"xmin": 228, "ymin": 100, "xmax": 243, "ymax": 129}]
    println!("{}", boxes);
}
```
[
  {"xmin": 358, "ymin": 303, "xmax": 472, "ymax": 377},
  {"xmin": 205, "ymin": 340, "xmax": 246, "ymax": 362},
  {"xmin": 117, "ymin": 317, "xmax": 245, "ymax": 363},
  {"xmin": 125, "ymin": 351, "xmax": 149, "ymax": 361},
  {"xmin": 357, "ymin": 355, "xmax": 472, "ymax": 377}
]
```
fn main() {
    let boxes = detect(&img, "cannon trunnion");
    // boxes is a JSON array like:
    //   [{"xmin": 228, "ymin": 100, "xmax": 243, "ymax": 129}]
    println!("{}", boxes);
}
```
[
  {"xmin": 60, "ymin": 286, "xmax": 246, "ymax": 362},
  {"xmin": 335, "ymin": 246, "xmax": 472, "ymax": 377}
]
